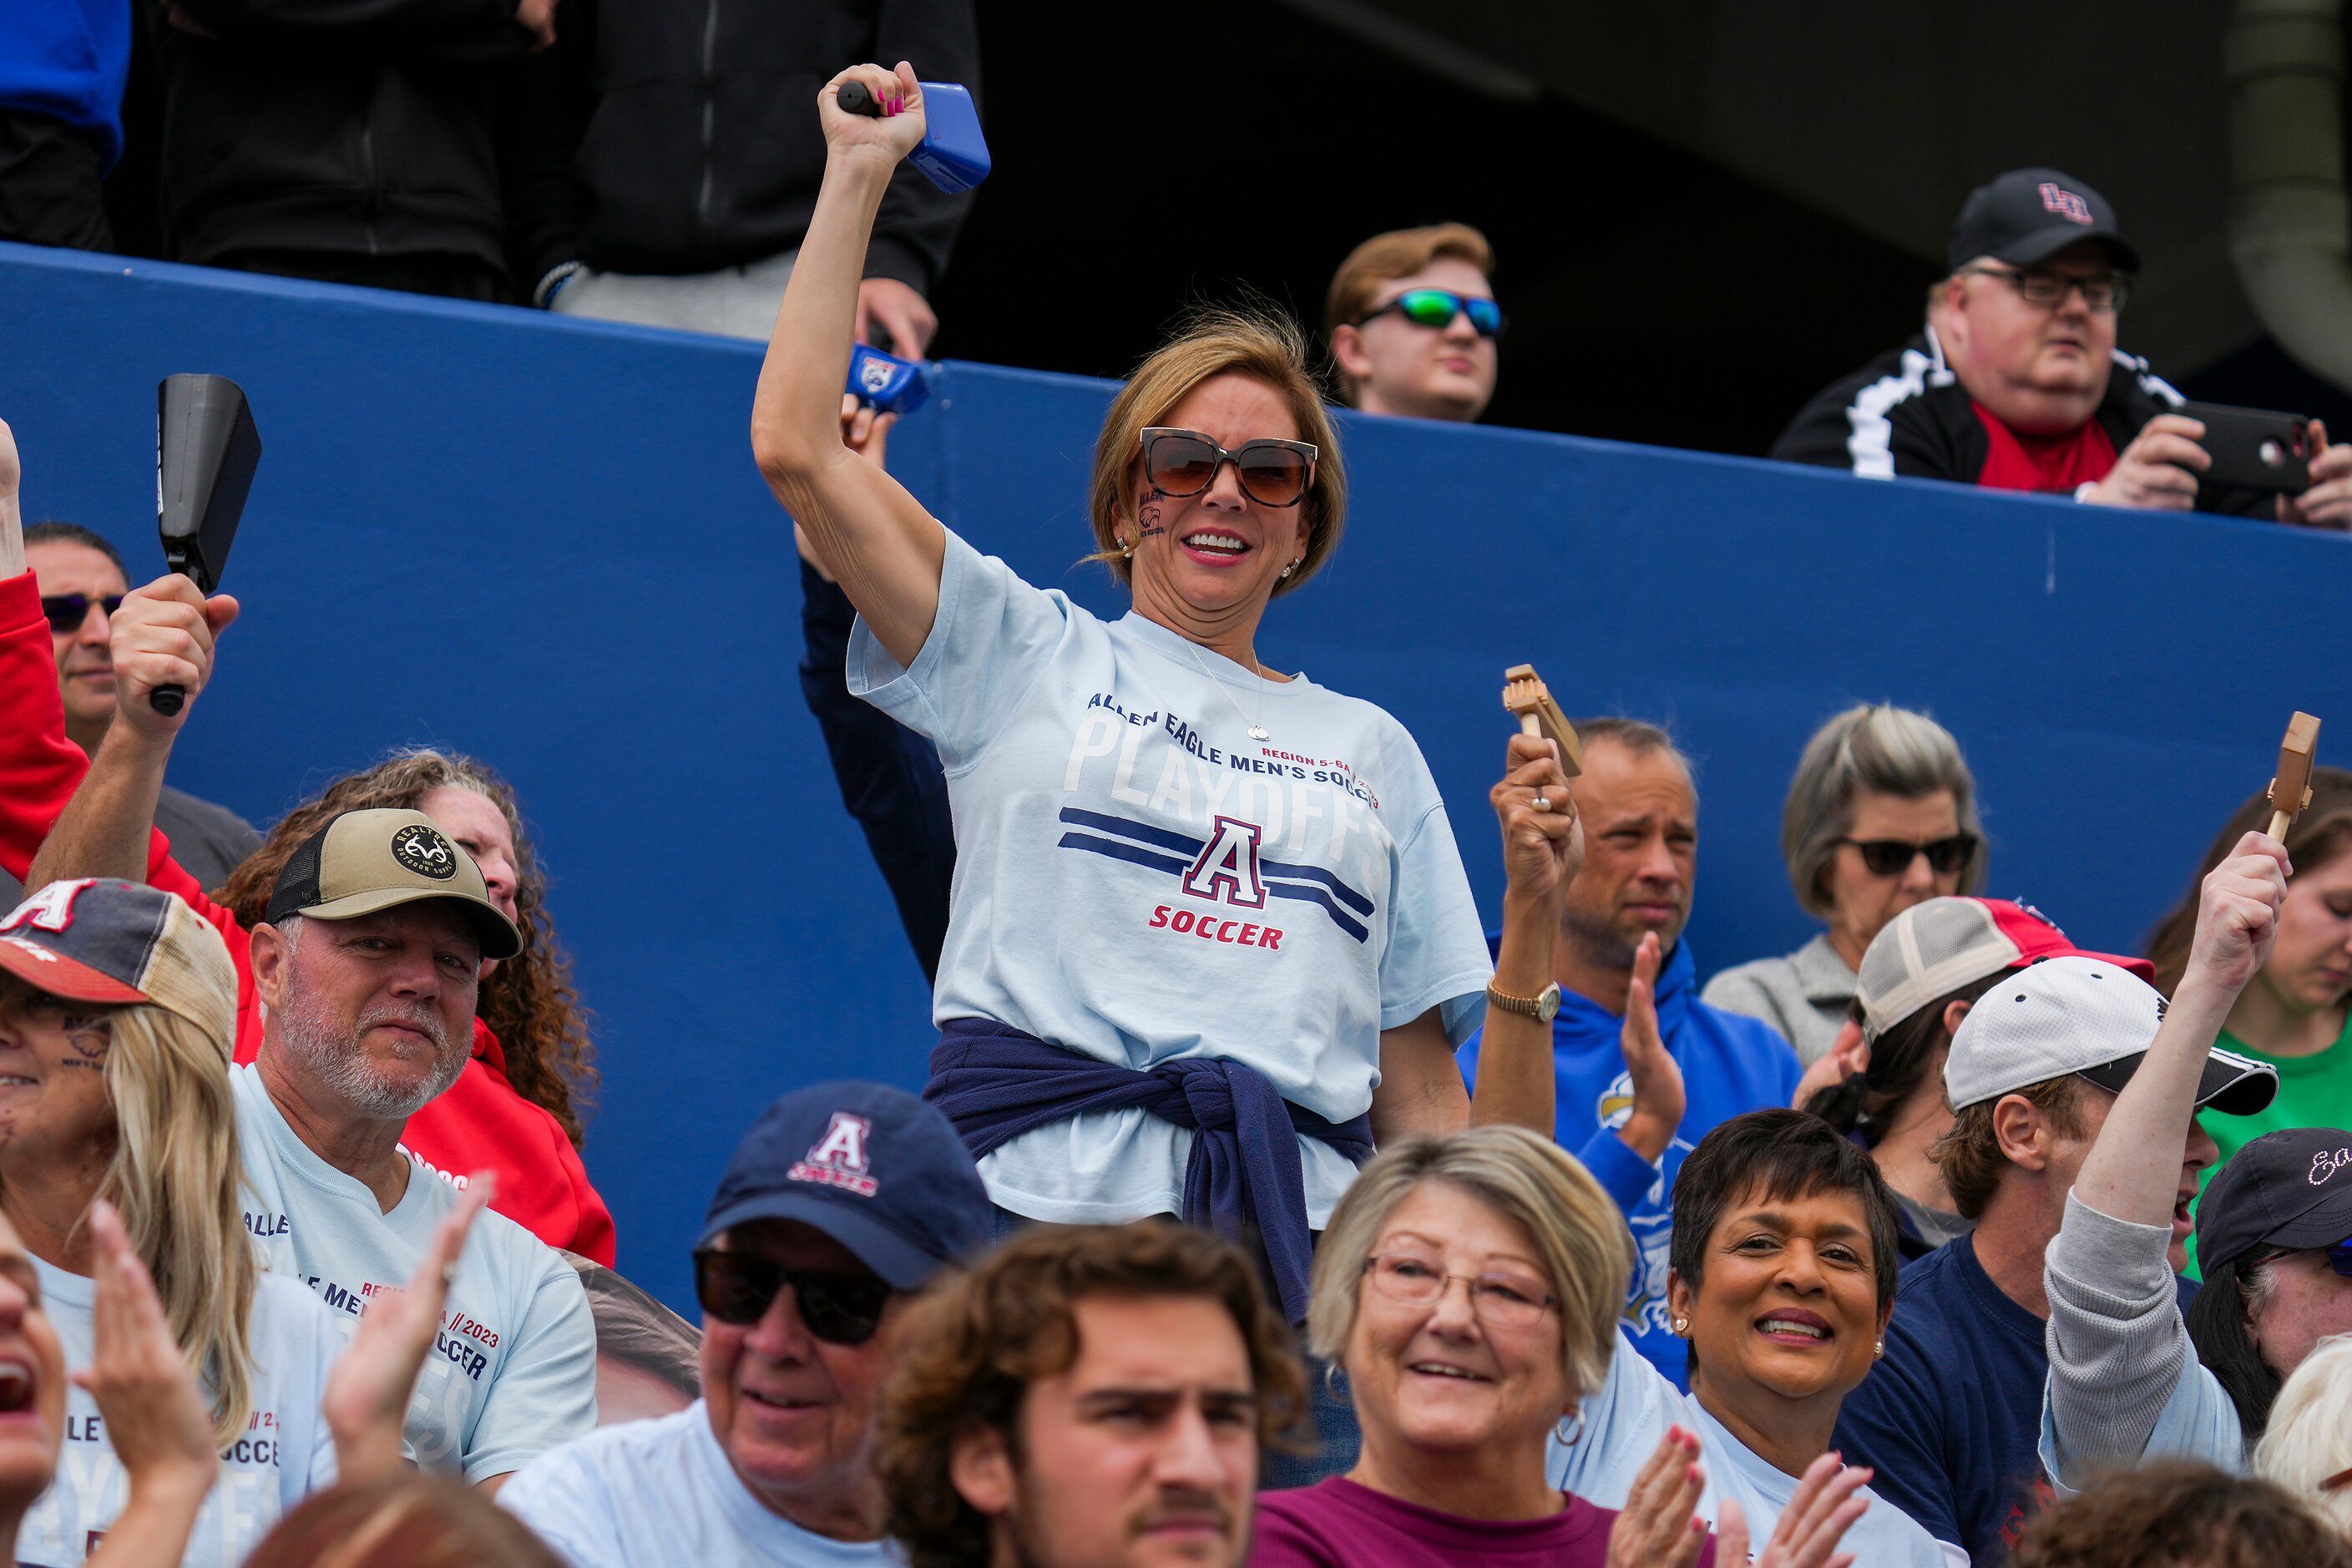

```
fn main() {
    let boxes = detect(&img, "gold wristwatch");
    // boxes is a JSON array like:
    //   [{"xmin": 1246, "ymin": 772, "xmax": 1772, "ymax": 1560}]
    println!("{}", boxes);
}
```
[{"xmin": 1485, "ymin": 979, "xmax": 1561, "ymax": 1024}]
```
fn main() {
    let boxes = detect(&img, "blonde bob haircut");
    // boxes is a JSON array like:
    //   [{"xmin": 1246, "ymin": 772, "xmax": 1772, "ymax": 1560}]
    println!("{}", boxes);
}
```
[
  {"xmin": 1307, "ymin": 1125, "xmax": 1629, "ymax": 1404},
  {"xmin": 2254, "ymin": 1333, "xmax": 2352, "ymax": 1532},
  {"xmin": 1085, "ymin": 303, "xmax": 1347, "ymax": 599},
  {"xmin": 86, "ymin": 905, "xmax": 257, "ymax": 1447}
]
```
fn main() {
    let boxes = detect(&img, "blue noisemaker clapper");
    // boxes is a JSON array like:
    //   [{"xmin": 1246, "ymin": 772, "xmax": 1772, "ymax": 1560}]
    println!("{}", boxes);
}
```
[
  {"xmin": 836, "ymin": 79, "xmax": 990, "ymax": 193},
  {"xmin": 847, "ymin": 343, "xmax": 931, "ymax": 416}
]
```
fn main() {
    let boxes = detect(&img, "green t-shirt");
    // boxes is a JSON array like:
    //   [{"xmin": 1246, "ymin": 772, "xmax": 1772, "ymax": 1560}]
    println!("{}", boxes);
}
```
[{"xmin": 2186, "ymin": 1009, "xmax": 2352, "ymax": 1280}]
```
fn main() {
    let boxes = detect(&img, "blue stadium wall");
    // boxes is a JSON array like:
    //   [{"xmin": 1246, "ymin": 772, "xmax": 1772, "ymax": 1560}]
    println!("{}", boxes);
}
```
[{"xmin": 3, "ymin": 240, "xmax": 2344, "ymax": 1312}]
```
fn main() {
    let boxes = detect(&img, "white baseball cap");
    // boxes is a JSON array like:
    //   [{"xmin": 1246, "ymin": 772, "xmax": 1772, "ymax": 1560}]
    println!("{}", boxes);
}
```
[{"xmin": 1944, "ymin": 955, "xmax": 2278, "ymax": 1115}]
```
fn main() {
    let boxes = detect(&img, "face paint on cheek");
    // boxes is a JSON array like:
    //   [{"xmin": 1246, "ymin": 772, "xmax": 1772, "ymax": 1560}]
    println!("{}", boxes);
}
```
[
  {"xmin": 58, "ymin": 1016, "xmax": 109, "ymax": 1071},
  {"xmin": 1138, "ymin": 489, "xmax": 1167, "ymax": 539}
]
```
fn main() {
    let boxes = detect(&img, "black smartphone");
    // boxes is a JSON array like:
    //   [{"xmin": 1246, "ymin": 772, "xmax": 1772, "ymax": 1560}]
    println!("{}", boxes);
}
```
[{"xmin": 2175, "ymin": 401, "xmax": 2312, "ymax": 494}]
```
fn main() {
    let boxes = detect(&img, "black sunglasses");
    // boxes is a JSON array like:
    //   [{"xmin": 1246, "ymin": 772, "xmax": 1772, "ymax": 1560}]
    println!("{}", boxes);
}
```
[
  {"xmin": 1139, "ymin": 427, "xmax": 1318, "ymax": 509},
  {"xmin": 39, "ymin": 593, "xmax": 124, "ymax": 633},
  {"xmin": 1833, "ymin": 834, "xmax": 1978, "ymax": 878},
  {"xmin": 692, "ymin": 1249, "xmax": 892, "ymax": 1345}
]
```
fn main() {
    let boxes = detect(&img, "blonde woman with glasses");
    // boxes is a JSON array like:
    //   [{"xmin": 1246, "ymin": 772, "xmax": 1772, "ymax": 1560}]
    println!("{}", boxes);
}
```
[
  {"xmin": 0, "ymin": 877, "xmax": 488, "ymax": 1565},
  {"xmin": 1252, "ymin": 1124, "xmax": 1880, "ymax": 1566},
  {"xmin": 752, "ymin": 62, "xmax": 1545, "ymax": 1363}
]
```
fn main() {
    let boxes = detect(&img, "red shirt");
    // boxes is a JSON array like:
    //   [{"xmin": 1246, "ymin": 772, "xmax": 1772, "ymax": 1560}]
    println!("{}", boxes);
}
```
[
  {"xmin": 0, "ymin": 571, "xmax": 615, "ymax": 1264},
  {"xmin": 1970, "ymin": 399, "xmax": 2118, "ymax": 494}
]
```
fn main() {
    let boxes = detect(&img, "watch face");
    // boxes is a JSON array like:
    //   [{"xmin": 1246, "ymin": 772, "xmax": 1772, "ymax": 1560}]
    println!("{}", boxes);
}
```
[{"xmin": 1536, "ymin": 984, "xmax": 1561, "ymax": 1023}]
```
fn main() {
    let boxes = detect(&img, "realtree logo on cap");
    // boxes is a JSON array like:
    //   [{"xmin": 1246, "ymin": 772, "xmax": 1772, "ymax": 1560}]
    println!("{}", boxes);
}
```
[{"xmin": 390, "ymin": 824, "xmax": 459, "ymax": 881}]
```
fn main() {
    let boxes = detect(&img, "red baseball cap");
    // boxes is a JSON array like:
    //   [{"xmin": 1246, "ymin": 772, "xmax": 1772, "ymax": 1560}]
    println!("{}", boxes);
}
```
[
  {"xmin": 0, "ymin": 878, "xmax": 236, "ymax": 1036},
  {"xmin": 1855, "ymin": 896, "xmax": 2156, "ymax": 1044}
]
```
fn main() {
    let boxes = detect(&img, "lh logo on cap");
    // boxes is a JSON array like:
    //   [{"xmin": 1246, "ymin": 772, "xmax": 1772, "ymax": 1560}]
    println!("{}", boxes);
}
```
[
  {"xmin": 789, "ymin": 1112, "xmax": 879, "ymax": 1197},
  {"xmin": 2039, "ymin": 183, "xmax": 2093, "ymax": 225},
  {"xmin": 391, "ymin": 825, "xmax": 458, "ymax": 881}
]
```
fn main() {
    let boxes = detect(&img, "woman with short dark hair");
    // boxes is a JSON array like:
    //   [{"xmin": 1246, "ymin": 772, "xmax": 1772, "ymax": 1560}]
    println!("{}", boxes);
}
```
[{"xmin": 1255, "ymin": 1115, "xmax": 1936, "ymax": 1564}]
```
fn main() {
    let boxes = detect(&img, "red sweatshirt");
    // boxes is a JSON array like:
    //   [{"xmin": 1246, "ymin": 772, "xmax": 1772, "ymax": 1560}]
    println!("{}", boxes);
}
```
[{"xmin": 0, "ymin": 571, "xmax": 616, "ymax": 1264}]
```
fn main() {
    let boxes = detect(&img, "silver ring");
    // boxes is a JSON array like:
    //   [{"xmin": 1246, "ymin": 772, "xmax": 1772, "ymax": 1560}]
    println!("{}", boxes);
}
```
[{"xmin": 1532, "ymin": 794, "xmax": 1551, "ymax": 812}]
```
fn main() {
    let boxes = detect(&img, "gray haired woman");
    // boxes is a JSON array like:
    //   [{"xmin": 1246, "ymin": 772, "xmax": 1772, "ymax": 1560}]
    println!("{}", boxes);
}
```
[{"xmin": 1704, "ymin": 705, "xmax": 1985, "ymax": 1063}]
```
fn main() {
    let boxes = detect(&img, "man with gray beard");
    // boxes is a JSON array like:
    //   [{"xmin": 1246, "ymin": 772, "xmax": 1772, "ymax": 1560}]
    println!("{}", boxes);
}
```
[{"xmin": 231, "ymin": 807, "xmax": 597, "ymax": 1490}]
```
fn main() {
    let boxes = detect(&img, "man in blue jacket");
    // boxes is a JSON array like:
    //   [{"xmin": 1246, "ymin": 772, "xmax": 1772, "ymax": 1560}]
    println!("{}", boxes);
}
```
[
  {"xmin": 1459, "ymin": 718, "xmax": 1801, "ymax": 1389},
  {"xmin": 0, "ymin": 0, "xmax": 128, "ymax": 250}
]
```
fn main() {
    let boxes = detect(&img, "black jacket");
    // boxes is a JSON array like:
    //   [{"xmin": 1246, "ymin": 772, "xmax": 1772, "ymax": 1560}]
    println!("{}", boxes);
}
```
[
  {"xmin": 1772, "ymin": 328, "xmax": 2271, "ymax": 518},
  {"xmin": 154, "ymin": 0, "xmax": 544, "ymax": 274},
  {"xmin": 539, "ymin": 0, "xmax": 978, "ymax": 288}
]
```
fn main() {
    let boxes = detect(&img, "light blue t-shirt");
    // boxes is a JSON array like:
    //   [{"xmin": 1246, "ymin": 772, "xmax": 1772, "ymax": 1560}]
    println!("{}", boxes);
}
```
[
  {"xmin": 499, "ymin": 1401, "xmax": 898, "ymax": 1567},
  {"xmin": 231, "ymin": 1063, "xmax": 597, "ymax": 1482},
  {"xmin": 1551, "ymin": 1329, "xmax": 1961, "ymax": 1567},
  {"xmin": 850, "ymin": 530, "xmax": 1490, "ymax": 1226},
  {"xmin": 19, "ymin": 1260, "xmax": 341, "ymax": 1567}
]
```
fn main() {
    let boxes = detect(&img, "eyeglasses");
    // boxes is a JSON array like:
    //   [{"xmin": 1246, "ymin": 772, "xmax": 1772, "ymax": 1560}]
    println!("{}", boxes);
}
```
[
  {"xmin": 1357, "ymin": 289, "xmax": 1506, "ymax": 339},
  {"xmin": 1362, "ymin": 1252, "xmax": 1555, "ymax": 1328},
  {"xmin": 39, "ymin": 594, "xmax": 124, "ymax": 633},
  {"xmin": 1960, "ymin": 265, "xmax": 2131, "ymax": 313},
  {"xmin": 692, "ymin": 1249, "xmax": 892, "ymax": 1346},
  {"xmin": 1833, "ymin": 834, "xmax": 1979, "ymax": 878},
  {"xmin": 1139, "ymin": 427, "xmax": 1318, "ymax": 509},
  {"xmin": 2328, "ymin": 1237, "xmax": 2352, "ymax": 1278}
]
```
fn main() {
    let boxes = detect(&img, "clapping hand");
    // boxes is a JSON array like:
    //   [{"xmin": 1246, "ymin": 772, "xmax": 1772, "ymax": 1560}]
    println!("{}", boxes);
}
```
[
  {"xmin": 1615, "ymin": 933, "xmax": 1685, "ymax": 1163},
  {"xmin": 1606, "ymin": 1425, "xmax": 1710, "ymax": 1567},
  {"xmin": 321, "ymin": 1174, "xmax": 493, "ymax": 1482},
  {"xmin": 1792, "ymin": 1017, "xmax": 1869, "ymax": 1110},
  {"xmin": 1717, "ymin": 1450, "xmax": 1874, "ymax": 1568},
  {"xmin": 76, "ymin": 1200, "xmax": 216, "ymax": 1564}
]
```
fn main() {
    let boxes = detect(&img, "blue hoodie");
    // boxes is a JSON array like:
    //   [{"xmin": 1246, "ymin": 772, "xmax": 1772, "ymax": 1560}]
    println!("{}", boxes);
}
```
[
  {"xmin": 3, "ymin": 0, "xmax": 130, "ymax": 169},
  {"xmin": 1459, "ymin": 940, "xmax": 1801, "ymax": 1389}
]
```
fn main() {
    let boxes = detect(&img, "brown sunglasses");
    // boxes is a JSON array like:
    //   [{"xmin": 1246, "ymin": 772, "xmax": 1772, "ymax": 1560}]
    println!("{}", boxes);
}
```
[{"xmin": 1139, "ymin": 427, "xmax": 1318, "ymax": 508}]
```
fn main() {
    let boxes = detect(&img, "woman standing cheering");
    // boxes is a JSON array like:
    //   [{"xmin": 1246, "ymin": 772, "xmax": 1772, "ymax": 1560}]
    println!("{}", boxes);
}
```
[{"xmin": 751, "ymin": 63, "xmax": 1535, "ymax": 1330}]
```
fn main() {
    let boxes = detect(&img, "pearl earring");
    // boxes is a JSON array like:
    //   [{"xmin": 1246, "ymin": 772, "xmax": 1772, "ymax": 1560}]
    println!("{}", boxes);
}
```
[
  {"xmin": 1119, "ymin": 538, "xmax": 1132, "ymax": 559},
  {"xmin": 1281, "ymin": 559, "xmax": 1298, "ymax": 579},
  {"xmin": 1672, "ymin": 1318, "xmax": 1689, "ymax": 1336},
  {"xmin": 1874, "ymin": 1338, "xmax": 1885, "ymax": 1358}
]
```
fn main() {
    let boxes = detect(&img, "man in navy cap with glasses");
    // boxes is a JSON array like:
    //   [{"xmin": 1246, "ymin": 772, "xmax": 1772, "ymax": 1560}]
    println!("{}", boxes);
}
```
[
  {"xmin": 499, "ymin": 1080, "xmax": 994, "ymax": 1565},
  {"xmin": 1773, "ymin": 166, "xmax": 2352, "ymax": 525}
]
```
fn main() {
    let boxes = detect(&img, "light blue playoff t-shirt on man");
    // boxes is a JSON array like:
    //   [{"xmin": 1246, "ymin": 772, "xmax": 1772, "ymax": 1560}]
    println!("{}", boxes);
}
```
[
  {"xmin": 499, "ymin": 1402, "xmax": 898, "ymax": 1567},
  {"xmin": 20, "ymin": 1261, "xmax": 341, "ymax": 1568},
  {"xmin": 1552, "ymin": 1330, "xmax": 1963, "ymax": 1568},
  {"xmin": 849, "ymin": 530, "xmax": 1492, "ymax": 1227},
  {"xmin": 231, "ymin": 1064, "xmax": 598, "ymax": 1481}
]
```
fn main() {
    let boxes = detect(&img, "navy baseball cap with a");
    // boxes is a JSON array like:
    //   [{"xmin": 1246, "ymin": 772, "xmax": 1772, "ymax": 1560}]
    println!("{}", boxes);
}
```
[
  {"xmin": 699, "ymin": 1081, "xmax": 990, "ymax": 1290},
  {"xmin": 2195, "ymin": 1127, "xmax": 2352, "ymax": 1274},
  {"xmin": 1948, "ymin": 167, "xmax": 2141, "ymax": 274}
]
